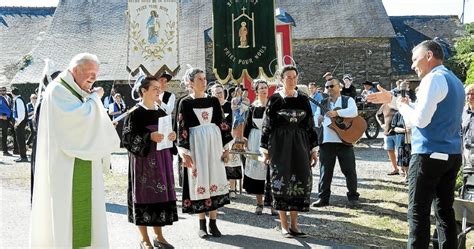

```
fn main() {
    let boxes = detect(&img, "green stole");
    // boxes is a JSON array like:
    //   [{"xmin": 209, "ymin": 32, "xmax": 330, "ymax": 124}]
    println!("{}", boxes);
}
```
[{"xmin": 59, "ymin": 79, "xmax": 92, "ymax": 248}]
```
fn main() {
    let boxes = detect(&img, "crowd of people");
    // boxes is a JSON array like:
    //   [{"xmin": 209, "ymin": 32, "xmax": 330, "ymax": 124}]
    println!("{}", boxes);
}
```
[
  {"xmin": 0, "ymin": 86, "xmax": 35, "ymax": 162},
  {"xmin": 10, "ymin": 39, "xmax": 470, "ymax": 248}
]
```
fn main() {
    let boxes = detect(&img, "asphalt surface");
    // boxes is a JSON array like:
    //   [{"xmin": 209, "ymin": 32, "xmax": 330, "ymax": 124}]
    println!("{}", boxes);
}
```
[{"xmin": 1, "ymin": 137, "xmax": 389, "ymax": 248}]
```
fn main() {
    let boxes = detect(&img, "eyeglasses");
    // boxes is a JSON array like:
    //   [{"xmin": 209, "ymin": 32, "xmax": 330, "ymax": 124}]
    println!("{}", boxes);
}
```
[{"xmin": 325, "ymin": 85, "xmax": 336, "ymax": 89}]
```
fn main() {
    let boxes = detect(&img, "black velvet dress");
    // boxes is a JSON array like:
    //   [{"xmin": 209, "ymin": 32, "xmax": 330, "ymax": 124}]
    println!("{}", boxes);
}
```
[
  {"xmin": 261, "ymin": 92, "xmax": 318, "ymax": 211},
  {"xmin": 123, "ymin": 106, "xmax": 178, "ymax": 226}
]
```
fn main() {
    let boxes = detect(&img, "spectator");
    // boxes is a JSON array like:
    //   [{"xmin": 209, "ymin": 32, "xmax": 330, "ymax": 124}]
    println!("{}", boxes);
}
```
[
  {"xmin": 391, "ymin": 110, "xmax": 411, "ymax": 183},
  {"xmin": 463, "ymin": 84, "xmax": 474, "ymax": 169},
  {"xmin": 360, "ymin": 81, "xmax": 376, "ymax": 102},
  {"xmin": 308, "ymin": 82, "xmax": 325, "ymax": 104},
  {"xmin": 375, "ymin": 104, "xmax": 399, "ymax": 175},
  {"xmin": 156, "ymin": 72, "xmax": 175, "ymax": 115},
  {"xmin": 0, "ymin": 86, "xmax": 12, "ymax": 156},
  {"xmin": 103, "ymin": 87, "xmax": 116, "ymax": 109},
  {"xmin": 322, "ymin": 71, "xmax": 333, "ymax": 81},
  {"xmin": 26, "ymin": 93, "xmax": 37, "ymax": 146},
  {"xmin": 108, "ymin": 93, "xmax": 127, "ymax": 146},
  {"xmin": 11, "ymin": 87, "xmax": 28, "ymax": 162},
  {"xmin": 341, "ymin": 74, "xmax": 357, "ymax": 99}
]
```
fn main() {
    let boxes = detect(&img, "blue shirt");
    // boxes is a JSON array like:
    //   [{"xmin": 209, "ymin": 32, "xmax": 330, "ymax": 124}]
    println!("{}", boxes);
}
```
[
  {"xmin": 309, "ymin": 92, "xmax": 324, "ymax": 114},
  {"xmin": 399, "ymin": 65, "xmax": 464, "ymax": 154},
  {"xmin": 0, "ymin": 95, "xmax": 11, "ymax": 117}
]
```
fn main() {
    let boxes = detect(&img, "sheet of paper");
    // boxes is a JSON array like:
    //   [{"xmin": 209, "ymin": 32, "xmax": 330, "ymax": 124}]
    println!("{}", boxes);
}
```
[{"xmin": 156, "ymin": 115, "xmax": 173, "ymax": 151}]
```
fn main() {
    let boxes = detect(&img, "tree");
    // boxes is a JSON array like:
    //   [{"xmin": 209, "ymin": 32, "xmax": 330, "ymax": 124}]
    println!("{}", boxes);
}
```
[{"xmin": 447, "ymin": 22, "xmax": 474, "ymax": 84}]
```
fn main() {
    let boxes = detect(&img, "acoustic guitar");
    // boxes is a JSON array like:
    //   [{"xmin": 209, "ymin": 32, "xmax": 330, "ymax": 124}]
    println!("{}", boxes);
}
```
[{"xmin": 306, "ymin": 95, "xmax": 367, "ymax": 145}]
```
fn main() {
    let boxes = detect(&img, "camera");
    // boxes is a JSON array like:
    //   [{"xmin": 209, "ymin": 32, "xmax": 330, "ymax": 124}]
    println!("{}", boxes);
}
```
[
  {"xmin": 392, "ymin": 82, "xmax": 409, "ymax": 98},
  {"xmin": 401, "ymin": 89, "xmax": 407, "ymax": 98},
  {"xmin": 392, "ymin": 88, "xmax": 407, "ymax": 97}
]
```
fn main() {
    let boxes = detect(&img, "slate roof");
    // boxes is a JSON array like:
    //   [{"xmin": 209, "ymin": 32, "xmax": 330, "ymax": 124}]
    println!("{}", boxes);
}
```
[
  {"xmin": 0, "ymin": 7, "xmax": 54, "ymax": 87},
  {"xmin": 11, "ymin": 0, "xmax": 129, "ymax": 84},
  {"xmin": 276, "ymin": 0, "xmax": 395, "ymax": 39},
  {"xmin": 389, "ymin": 15, "xmax": 465, "ymax": 75}
]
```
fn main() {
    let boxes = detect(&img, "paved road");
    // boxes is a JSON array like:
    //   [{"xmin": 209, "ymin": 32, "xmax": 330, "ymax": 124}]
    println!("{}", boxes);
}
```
[{"xmin": 1, "ymin": 139, "xmax": 388, "ymax": 248}]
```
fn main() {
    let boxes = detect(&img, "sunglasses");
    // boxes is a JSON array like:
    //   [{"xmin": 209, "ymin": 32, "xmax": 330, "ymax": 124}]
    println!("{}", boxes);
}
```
[{"xmin": 325, "ymin": 85, "xmax": 337, "ymax": 89}]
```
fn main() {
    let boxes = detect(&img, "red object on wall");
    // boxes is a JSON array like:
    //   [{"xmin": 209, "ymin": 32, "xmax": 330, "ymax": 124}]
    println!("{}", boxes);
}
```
[
  {"xmin": 243, "ymin": 23, "xmax": 292, "ymax": 102},
  {"xmin": 276, "ymin": 24, "xmax": 293, "ymax": 66}
]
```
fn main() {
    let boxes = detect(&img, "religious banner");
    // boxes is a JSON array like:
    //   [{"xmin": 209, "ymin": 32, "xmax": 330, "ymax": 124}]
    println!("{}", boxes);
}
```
[
  {"xmin": 127, "ymin": 0, "xmax": 179, "ymax": 77},
  {"xmin": 213, "ymin": 0, "xmax": 277, "ymax": 83}
]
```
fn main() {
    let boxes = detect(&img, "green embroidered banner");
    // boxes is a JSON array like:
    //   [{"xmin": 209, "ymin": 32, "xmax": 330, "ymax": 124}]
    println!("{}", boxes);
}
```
[
  {"xmin": 72, "ymin": 158, "xmax": 92, "ymax": 248},
  {"xmin": 213, "ymin": 0, "xmax": 277, "ymax": 83}
]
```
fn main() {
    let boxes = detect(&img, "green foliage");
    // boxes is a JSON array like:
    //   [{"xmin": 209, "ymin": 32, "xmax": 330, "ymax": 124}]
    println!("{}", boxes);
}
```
[
  {"xmin": 465, "ymin": 22, "xmax": 474, "ymax": 35},
  {"xmin": 449, "ymin": 22, "xmax": 474, "ymax": 84},
  {"xmin": 466, "ymin": 62, "xmax": 474, "ymax": 85}
]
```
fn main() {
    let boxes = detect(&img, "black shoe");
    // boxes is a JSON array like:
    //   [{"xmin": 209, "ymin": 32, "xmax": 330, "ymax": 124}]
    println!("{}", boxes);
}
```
[
  {"xmin": 347, "ymin": 199, "xmax": 360, "ymax": 207},
  {"xmin": 208, "ymin": 219, "xmax": 222, "ymax": 237},
  {"xmin": 12, "ymin": 151, "xmax": 19, "ymax": 155},
  {"xmin": 289, "ymin": 228, "xmax": 308, "ymax": 238},
  {"xmin": 280, "ymin": 227, "xmax": 294, "ymax": 238},
  {"xmin": 152, "ymin": 238, "xmax": 174, "ymax": 249},
  {"xmin": 311, "ymin": 199, "xmax": 329, "ymax": 207},
  {"xmin": 198, "ymin": 219, "xmax": 208, "ymax": 238},
  {"xmin": 3, "ymin": 152, "xmax": 12, "ymax": 156},
  {"xmin": 15, "ymin": 158, "xmax": 29, "ymax": 163}
]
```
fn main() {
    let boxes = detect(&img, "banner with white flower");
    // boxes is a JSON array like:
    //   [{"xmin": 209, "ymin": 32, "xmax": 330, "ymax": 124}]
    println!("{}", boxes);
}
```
[{"xmin": 127, "ymin": 0, "xmax": 179, "ymax": 77}]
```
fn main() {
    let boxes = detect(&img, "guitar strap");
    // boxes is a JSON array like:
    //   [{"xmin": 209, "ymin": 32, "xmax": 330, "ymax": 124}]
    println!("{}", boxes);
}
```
[{"xmin": 320, "ymin": 95, "xmax": 349, "ymax": 115}]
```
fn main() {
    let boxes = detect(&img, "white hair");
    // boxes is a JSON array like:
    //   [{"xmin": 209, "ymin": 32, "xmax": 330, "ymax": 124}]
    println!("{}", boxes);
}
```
[{"xmin": 67, "ymin": 53, "xmax": 99, "ymax": 71}]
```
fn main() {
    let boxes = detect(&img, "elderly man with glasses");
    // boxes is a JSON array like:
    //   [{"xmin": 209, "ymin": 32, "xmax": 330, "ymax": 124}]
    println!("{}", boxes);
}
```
[{"xmin": 312, "ymin": 78, "xmax": 360, "ymax": 207}]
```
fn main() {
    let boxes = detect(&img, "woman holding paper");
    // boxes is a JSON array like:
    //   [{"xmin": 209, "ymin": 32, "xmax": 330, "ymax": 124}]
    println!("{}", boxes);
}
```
[{"xmin": 123, "ymin": 76, "xmax": 177, "ymax": 249}]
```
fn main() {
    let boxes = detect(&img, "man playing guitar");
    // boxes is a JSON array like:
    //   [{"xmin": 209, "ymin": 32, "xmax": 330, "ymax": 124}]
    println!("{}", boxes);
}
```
[{"xmin": 312, "ymin": 78, "xmax": 361, "ymax": 207}]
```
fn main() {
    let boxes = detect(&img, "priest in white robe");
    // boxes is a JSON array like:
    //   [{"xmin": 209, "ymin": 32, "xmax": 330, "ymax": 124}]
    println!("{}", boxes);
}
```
[{"xmin": 30, "ymin": 53, "xmax": 120, "ymax": 248}]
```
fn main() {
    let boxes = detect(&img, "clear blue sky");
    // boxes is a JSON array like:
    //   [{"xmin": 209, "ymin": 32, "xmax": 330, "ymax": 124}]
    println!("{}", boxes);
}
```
[{"xmin": 1, "ymin": 0, "xmax": 472, "ymax": 23}]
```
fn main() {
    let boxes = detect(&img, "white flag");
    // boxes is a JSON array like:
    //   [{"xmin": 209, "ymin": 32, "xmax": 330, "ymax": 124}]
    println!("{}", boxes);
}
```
[{"xmin": 127, "ymin": 0, "xmax": 179, "ymax": 76}]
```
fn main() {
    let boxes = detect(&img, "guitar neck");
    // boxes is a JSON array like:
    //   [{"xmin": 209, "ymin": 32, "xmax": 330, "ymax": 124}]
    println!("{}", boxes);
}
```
[{"xmin": 304, "ymin": 93, "xmax": 330, "ymax": 113}]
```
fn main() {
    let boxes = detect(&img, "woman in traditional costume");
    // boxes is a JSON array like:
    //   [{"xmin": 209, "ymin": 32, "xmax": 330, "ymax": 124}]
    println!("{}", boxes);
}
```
[
  {"xmin": 177, "ymin": 68, "xmax": 233, "ymax": 238},
  {"xmin": 210, "ymin": 83, "xmax": 242, "ymax": 198},
  {"xmin": 123, "ymin": 76, "xmax": 178, "ymax": 249},
  {"xmin": 243, "ymin": 79, "xmax": 276, "ymax": 215},
  {"xmin": 261, "ymin": 65, "xmax": 318, "ymax": 238}
]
